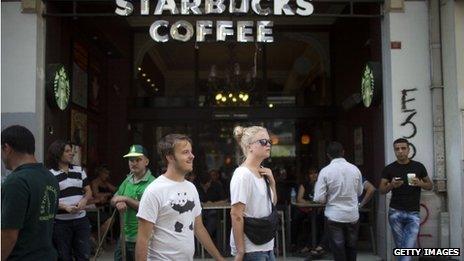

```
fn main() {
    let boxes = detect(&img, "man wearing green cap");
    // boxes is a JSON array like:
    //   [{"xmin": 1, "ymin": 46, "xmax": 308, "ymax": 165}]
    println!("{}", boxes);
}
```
[{"xmin": 111, "ymin": 145, "xmax": 155, "ymax": 261}]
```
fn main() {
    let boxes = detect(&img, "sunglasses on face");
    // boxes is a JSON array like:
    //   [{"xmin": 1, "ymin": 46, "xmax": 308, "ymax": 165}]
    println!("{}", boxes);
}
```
[{"xmin": 252, "ymin": 139, "xmax": 272, "ymax": 146}]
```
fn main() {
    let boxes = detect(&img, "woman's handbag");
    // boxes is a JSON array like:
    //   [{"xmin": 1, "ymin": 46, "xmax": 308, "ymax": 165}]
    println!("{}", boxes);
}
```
[{"xmin": 243, "ymin": 177, "xmax": 279, "ymax": 245}]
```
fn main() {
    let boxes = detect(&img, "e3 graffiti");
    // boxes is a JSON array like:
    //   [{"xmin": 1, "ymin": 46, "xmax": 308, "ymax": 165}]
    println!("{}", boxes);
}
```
[{"xmin": 400, "ymin": 88, "xmax": 418, "ymax": 158}]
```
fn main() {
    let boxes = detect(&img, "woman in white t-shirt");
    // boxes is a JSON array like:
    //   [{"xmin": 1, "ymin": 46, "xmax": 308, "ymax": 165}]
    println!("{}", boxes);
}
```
[{"xmin": 230, "ymin": 126, "xmax": 277, "ymax": 261}]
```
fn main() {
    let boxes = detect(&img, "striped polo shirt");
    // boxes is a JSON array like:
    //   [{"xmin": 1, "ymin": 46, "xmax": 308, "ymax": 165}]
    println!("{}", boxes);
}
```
[{"xmin": 50, "ymin": 165, "xmax": 89, "ymax": 220}]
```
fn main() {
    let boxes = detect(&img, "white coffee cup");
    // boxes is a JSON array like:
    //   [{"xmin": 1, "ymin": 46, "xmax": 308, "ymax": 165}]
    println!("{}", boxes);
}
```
[{"xmin": 407, "ymin": 173, "xmax": 416, "ymax": 186}]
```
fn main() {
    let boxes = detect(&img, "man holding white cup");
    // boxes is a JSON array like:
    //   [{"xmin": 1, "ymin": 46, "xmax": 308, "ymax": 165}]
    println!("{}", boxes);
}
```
[{"xmin": 379, "ymin": 138, "xmax": 433, "ymax": 261}]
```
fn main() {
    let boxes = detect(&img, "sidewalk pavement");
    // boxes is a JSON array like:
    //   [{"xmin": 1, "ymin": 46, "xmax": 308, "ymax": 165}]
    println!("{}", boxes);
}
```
[{"xmin": 97, "ymin": 247, "xmax": 382, "ymax": 261}]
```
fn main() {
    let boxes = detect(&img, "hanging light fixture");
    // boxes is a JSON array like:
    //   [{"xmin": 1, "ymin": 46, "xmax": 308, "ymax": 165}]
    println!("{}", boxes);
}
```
[{"xmin": 207, "ymin": 44, "xmax": 259, "ymax": 106}]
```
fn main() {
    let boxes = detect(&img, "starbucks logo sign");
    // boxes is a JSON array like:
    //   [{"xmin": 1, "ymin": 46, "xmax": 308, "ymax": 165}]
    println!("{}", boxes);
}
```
[
  {"xmin": 360, "ymin": 62, "xmax": 381, "ymax": 108},
  {"xmin": 47, "ymin": 64, "xmax": 70, "ymax": 111}
]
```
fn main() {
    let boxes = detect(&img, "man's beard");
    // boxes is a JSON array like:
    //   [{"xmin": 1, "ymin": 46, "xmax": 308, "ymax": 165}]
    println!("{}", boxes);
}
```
[{"xmin": 173, "ymin": 156, "xmax": 192, "ymax": 175}]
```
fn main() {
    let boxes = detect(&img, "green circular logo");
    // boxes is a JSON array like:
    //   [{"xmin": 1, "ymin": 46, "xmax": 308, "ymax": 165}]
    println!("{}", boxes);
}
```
[
  {"xmin": 53, "ymin": 66, "xmax": 70, "ymax": 111},
  {"xmin": 361, "ymin": 64, "xmax": 374, "ymax": 108}
]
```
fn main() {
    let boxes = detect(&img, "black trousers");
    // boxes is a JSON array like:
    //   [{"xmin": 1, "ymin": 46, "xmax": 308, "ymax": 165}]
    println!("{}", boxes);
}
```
[
  {"xmin": 291, "ymin": 207, "xmax": 311, "ymax": 246},
  {"xmin": 53, "ymin": 217, "xmax": 91, "ymax": 261},
  {"xmin": 203, "ymin": 210, "xmax": 218, "ymax": 238},
  {"xmin": 326, "ymin": 219, "xmax": 359, "ymax": 261}
]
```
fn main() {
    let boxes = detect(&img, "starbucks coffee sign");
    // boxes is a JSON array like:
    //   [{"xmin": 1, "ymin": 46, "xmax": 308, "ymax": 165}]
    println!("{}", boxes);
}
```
[{"xmin": 114, "ymin": 0, "xmax": 314, "ymax": 42}]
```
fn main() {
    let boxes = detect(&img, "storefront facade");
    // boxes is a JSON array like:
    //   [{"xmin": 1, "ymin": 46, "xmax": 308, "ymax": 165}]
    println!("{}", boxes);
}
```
[{"xmin": 1, "ymin": 0, "xmax": 463, "ymax": 259}]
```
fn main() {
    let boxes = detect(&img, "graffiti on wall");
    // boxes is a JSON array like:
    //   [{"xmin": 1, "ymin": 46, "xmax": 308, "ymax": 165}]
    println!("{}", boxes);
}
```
[
  {"xmin": 417, "ymin": 203, "xmax": 433, "ymax": 247},
  {"xmin": 401, "ymin": 88, "xmax": 418, "ymax": 158}
]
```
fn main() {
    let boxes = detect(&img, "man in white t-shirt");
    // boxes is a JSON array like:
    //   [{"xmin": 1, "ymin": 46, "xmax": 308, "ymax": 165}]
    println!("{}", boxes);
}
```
[{"xmin": 135, "ymin": 134, "xmax": 225, "ymax": 261}]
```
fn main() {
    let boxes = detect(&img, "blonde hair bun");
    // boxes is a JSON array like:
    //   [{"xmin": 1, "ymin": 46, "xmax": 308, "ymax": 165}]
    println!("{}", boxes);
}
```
[{"xmin": 233, "ymin": 126, "xmax": 245, "ymax": 143}]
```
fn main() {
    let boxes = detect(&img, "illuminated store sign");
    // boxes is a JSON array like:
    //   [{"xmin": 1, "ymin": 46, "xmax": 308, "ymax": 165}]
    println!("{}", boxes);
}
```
[{"xmin": 115, "ymin": 0, "xmax": 314, "ymax": 42}]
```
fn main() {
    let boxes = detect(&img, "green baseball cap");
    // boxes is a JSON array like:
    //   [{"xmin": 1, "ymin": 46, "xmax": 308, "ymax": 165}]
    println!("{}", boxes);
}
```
[{"xmin": 123, "ymin": 144, "xmax": 148, "ymax": 158}]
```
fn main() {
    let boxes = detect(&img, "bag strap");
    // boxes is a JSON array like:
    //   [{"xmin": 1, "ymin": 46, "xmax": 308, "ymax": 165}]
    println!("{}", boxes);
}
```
[{"xmin": 264, "ymin": 177, "xmax": 275, "ymax": 211}]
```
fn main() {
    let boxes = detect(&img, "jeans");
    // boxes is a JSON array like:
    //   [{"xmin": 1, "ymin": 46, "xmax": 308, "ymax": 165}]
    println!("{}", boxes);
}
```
[
  {"xmin": 326, "ymin": 219, "xmax": 359, "ymax": 261},
  {"xmin": 388, "ymin": 208, "xmax": 420, "ymax": 261},
  {"xmin": 244, "ymin": 250, "xmax": 276, "ymax": 261},
  {"xmin": 53, "ymin": 217, "xmax": 91, "ymax": 261},
  {"xmin": 114, "ymin": 240, "xmax": 136, "ymax": 261}
]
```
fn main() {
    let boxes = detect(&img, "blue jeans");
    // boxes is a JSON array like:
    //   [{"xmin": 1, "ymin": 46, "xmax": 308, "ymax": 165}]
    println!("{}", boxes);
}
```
[
  {"xmin": 244, "ymin": 250, "xmax": 276, "ymax": 261},
  {"xmin": 53, "ymin": 217, "xmax": 91, "ymax": 261},
  {"xmin": 388, "ymin": 208, "xmax": 420, "ymax": 261}
]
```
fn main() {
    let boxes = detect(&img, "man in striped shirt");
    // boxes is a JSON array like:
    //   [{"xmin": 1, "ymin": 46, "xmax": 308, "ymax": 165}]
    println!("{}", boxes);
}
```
[{"xmin": 47, "ymin": 140, "xmax": 93, "ymax": 261}]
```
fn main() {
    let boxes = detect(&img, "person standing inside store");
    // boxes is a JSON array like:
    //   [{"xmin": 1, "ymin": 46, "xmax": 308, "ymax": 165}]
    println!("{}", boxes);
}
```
[
  {"xmin": 230, "ymin": 126, "xmax": 278, "ymax": 261},
  {"xmin": 135, "ymin": 134, "xmax": 225, "ymax": 261},
  {"xmin": 379, "ymin": 138, "xmax": 433, "ymax": 261},
  {"xmin": 195, "ymin": 170, "xmax": 227, "ymax": 241},
  {"xmin": 47, "ymin": 140, "xmax": 93, "ymax": 261},
  {"xmin": 91, "ymin": 165, "xmax": 116, "ymax": 205},
  {"xmin": 1, "ymin": 125, "xmax": 60, "ymax": 260},
  {"xmin": 209, "ymin": 169, "xmax": 228, "ymax": 196},
  {"xmin": 358, "ymin": 178, "xmax": 376, "ymax": 209},
  {"xmin": 111, "ymin": 145, "xmax": 155, "ymax": 261},
  {"xmin": 87, "ymin": 165, "xmax": 116, "ymax": 251},
  {"xmin": 313, "ymin": 142, "xmax": 363, "ymax": 261}
]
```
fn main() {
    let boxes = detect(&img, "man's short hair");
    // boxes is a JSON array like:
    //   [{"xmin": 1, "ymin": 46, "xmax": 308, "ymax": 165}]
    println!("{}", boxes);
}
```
[
  {"xmin": 393, "ymin": 138, "xmax": 409, "ymax": 146},
  {"xmin": 1, "ymin": 125, "xmax": 35, "ymax": 154},
  {"xmin": 157, "ymin": 134, "xmax": 192, "ymax": 165},
  {"xmin": 327, "ymin": 141, "xmax": 344, "ymax": 158}
]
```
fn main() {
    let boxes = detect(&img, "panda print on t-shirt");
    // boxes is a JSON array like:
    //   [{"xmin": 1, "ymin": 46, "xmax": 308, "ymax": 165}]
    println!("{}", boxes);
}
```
[{"xmin": 170, "ymin": 191, "xmax": 196, "ymax": 233}]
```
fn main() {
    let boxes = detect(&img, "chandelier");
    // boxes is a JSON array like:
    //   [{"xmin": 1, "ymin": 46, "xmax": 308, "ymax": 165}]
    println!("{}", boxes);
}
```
[{"xmin": 207, "ymin": 45, "xmax": 259, "ymax": 106}]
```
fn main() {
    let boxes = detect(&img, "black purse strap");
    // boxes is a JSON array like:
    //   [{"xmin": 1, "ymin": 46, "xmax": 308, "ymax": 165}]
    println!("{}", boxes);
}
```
[{"xmin": 264, "ymin": 177, "xmax": 275, "ymax": 211}]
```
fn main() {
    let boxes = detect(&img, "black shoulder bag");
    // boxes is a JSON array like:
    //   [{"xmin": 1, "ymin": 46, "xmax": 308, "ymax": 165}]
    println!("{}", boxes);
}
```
[{"xmin": 243, "ymin": 177, "xmax": 279, "ymax": 245}]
